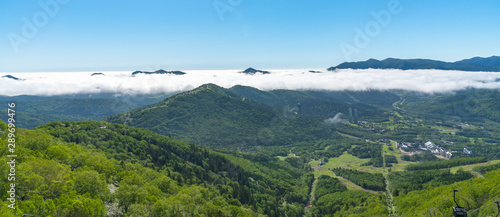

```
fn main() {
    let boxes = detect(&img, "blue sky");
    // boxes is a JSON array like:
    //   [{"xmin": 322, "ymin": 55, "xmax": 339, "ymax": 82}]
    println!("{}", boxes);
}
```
[{"xmin": 1, "ymin": 0, "xmax": 499, "ymax": 72}]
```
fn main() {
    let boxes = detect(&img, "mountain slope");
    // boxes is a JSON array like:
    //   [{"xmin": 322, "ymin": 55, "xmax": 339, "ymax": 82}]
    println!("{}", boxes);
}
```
[
  {"xmin": 106, "ymin": 84, "xmax": 278, "ymax": 147},
  {"xmin": 0, "ymin": 94, "xmax": 172, "ymax": 129},
  {"xmin": 401, "ymin": 88, "xmax": 500, "ymax": 122},
  {"xmin": 32, "ymin": 120, "xmax": 309, "ymax": 216},
  {"xmin": 230, "ymin": 85, "xmax": 397, "ymax": 119},
  {"xmin": 0, "ymin": 121, "xmax": 258, "ymax": 216},
  {"xmin": 328, "ymin": 56, "xmax": 500, "ymax": 71},
  {"xmin": 0, "ymin": 98, "xmax": 133, "ymax": 129},
  {"xmin": 395, "ymin": 169, "xmax": 500, "ymax": 216},
  {"xmin": 107, "ymin": 84, "xmax": 398, "ymax": 148}
]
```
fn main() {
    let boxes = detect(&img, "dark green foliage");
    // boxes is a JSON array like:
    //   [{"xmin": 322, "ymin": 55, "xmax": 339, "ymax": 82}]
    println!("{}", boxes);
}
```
[
  {"xmin": 474, "ymin": 161, "xmax": 500, "ymax": 174},
  {"xmin": 304, "ymin": 173, "xmax": 315, "ymax": 195},
  {"xmin": 402, "ymin": 89, "xmax": 500, "ymax": 123},
  {"xmin": 335, "ymin": 123, "xmax": 377, "ymax": 139},
  {"xmin": 349, "ymin": 143, "xmax": 385, "ymax": 167},
  {"xmin": 4, "ymin": 84, "xmax": 500, "ymax": 216},
  {"xmin": 0, "ymin": 93, "xmax": 173, "ymax": 129},
  {"xmin": 0, "ymin": 111, "xmax": 90, "ymax": 129},
  {"xmin": 405, "ymin": 157, "xmax": 487, "ymax": 171},
  {"xmin": 313, "ymin": 175, "xmax": 347, "ymax": 200},
  {"xmin": 35, "ymin": 120, "xmax": 307, "ymax": 216},
  {"xmin": 349, "ymin": 143, "xmax": 382, "ymax": 159},
  {"xmin": 385, "ymin": 155, "xmax": 398, "ymax": 164},
  {"xmin": 362, "ymin": 157, "xmax": 384, "ymax": 167},
  {"xmin": 17, "ymin": 98, "xmax": 133, "ymax": 117},
  {"xmin": 395, "ymin": 169, "xmax": 500, "ymax": 216},
  {"xmin": 107, "ymin": 84, "xmax": 279, "ymax": 147},
  {"xmin": 290, "ymin": 135, "xmax": 354, "ymax": 162},
  {"xmin": 284, "ymin": 157, "xmax": 303, "ymax": 168},
  {"xmin": 107, "ymin": 84, "xmax": 396, "ymax": 148},
  {"xmin": 0, "ymin": 123, "xmax": 255, "ymax": 216},
  {"xmin": 0, "ymin": 99, "xmax": 134, "ymax": 129},
  {"xmin": 313, "ymin": 190, "xmax": 387, "ymax": 216},
  {"xmin": 388, "ymin": 169, "xmax": 473, "ymax": 196},
  {"xmin": 332, "ymin": 168, "xmax": 386, "ymax": 191},
  {"xmin": 231, "ymin": 85, "xmax": 398, "ymax": 114},
  {"xmin": 385, "ymin": 154, "xmax": 398, "ymax": 167}
]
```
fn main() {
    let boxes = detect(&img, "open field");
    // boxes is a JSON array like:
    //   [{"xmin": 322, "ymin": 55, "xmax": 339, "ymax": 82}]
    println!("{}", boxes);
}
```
[{"xmin": 310, "ymin": 152, "xmax": 386, "ymax": 174}]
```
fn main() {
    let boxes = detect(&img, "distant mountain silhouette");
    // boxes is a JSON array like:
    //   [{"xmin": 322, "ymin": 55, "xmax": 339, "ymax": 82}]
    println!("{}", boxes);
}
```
[
  {"xmin": 2, "ymin": 75, "xmax": 23, "ymax": 80},
  {"xmin": 328, "ymin": 56, "xmax": 500, "ymax": 72},
  {"xmin": 455, "ymin": 56, "xmax": 500, "ymax": 67},
  {"xmin": 241, "ymin": 68, "xmax": 271, "ymax": 75},
  {"xmin": 132, "ymin": 69, "xmax": 186, "ymax": 76}
]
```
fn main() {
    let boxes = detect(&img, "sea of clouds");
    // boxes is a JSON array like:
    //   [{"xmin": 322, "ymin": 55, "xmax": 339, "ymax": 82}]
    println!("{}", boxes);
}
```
[{"xmin": 1, "ymin": 69, "xmax": 500, "ymax": 96}]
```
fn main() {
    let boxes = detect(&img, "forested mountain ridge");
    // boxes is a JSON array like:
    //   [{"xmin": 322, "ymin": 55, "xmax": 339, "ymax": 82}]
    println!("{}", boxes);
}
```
[
  {"xmin": 0, "ymin": 93, "xmax": 172, "ymax": 129},
  {"xmin": 400, "ymin": 88, "xmax": 500, "ymax": 122},
  {"xmin": 106, "ymin": 84, "xmax": 279, "ymax": 147},
  {"xmin": 230, "ymin": 85, "xmax": 399, "ymax": 111},
  {"xmin": 328, "ymin": 56, "xmax": 500, "ymax": 71},
  {"xmin": 1, "ymin": 120, "xmax": 311, "ymax": 216},
  {"xmin": 0, "ymin": 98, "xmax": 133, "ymax": 129},
  {"xmin": 106, "ymin": 84, "xmax": 398, "ymax": 148}
]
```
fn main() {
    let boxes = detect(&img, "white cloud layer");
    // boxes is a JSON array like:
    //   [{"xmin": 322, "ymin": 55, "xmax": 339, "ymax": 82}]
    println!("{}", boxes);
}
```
[{"xmin": 1, "ymin": 69, "xmax": 500, "ymax": 96}]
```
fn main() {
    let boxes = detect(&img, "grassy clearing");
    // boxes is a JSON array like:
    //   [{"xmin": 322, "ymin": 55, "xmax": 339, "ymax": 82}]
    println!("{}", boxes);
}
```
[
  {"xmin": 430, "ymin": 125, "xmax": 459, "ymax": 134},
  {"xmin": 310, "ymin": 152, "xmax": 385, "ymax": 174},
  {"xmin": 449, "ymin": 159, "xmax": 500, "ymax": 174},
  {"xmin": 310, "ymin": 162, "xmax": 378, "ymax": 193},
  {"xmin": 276, "ymin": 153, "xmax": 300, "ymax": 161}
]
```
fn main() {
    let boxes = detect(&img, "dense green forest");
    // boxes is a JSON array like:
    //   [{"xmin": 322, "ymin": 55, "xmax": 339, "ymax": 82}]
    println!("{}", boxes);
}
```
[
  {"xmin": 1, "ymin": 85, "xmax": 500, "ymax": 216},
  {"xmin": 313, "ymin": 175, "xmax": 347, "ymax": 200},
  {"xmin": 395, "ymin": 169, "xmax": 500, "ymax": 216},
  {"xmin": 107, "ymin": 84, "xmax": 280, "ymax": 147},
  {"xmin": 106, "ymin": 84, "xmax": 394, "ymax": 149},
  {"xmin": 0, "ymin": 99, "xmax": 133, "ymax": 129},
  {"xmin": 331, "ymin": 168, "xmax": 386, "ymax": 191},
  {"xmin": 0, "ymin": 94, "xmax": 170, "ymax": 129},
  {"xmin": 401, "ymin": 89, "xmax": 500, "ymax": 122},
  {"xmin": 312, "ymin": 190, "xmax": 387, "ymax": 216},
  {"xmin": 348, "ymin": 143, "xmax": 384, "ymax": 167},
  {"xmin": 0, "ymin": 121, "xmax": 255, "ymax": 216},
  {"xmin": 1, "ymin": 120, "xmax": 314, "ymax": 216},
  {"xmin": 388, "ymin": 169, "xmax": 473, "ymax": 196},
  {"xmin": 38, "ymin": 121, "xmax": 316, "ymax": 216},
  {"xmin": 405, "ymin": 157, "xmax": 487, "ymax": 171}
]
